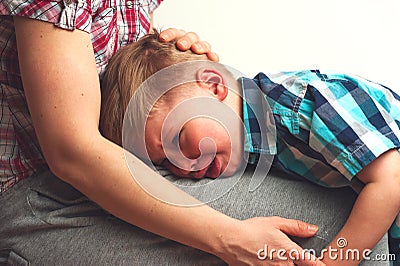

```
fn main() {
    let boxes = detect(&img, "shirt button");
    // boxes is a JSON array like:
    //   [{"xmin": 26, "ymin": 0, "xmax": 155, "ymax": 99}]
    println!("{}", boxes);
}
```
[{"xmin": 126, "ymin": 0, "xmax": 134, "ymax": 9}]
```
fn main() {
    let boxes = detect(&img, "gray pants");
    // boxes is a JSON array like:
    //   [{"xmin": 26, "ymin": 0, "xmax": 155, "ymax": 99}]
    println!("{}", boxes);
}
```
[{"xmin": 0, "ymin": 167, "xmax": 389, "ymax": 265}]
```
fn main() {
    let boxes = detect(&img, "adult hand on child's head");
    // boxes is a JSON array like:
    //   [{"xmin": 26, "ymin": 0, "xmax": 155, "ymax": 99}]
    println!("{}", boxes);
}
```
[
  {"xmin": 159, "ymin": 28, "xmax": 219, "ymax": 62},
  {"xmin": 219, "ymin": 217, "xmax": 325, "ymax": 265}
]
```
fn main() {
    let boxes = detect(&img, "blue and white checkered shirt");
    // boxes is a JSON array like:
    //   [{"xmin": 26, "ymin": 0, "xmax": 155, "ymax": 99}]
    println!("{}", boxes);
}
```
[{"xmin": 242, "ymin": 70, "xmax": 400, "ymax": 188}]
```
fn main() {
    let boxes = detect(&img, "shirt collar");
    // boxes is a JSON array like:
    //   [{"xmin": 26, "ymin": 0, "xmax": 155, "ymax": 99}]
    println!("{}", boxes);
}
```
[{"xmin": 241, "ymin": 76, "xmax": 277, "ymax": 159}]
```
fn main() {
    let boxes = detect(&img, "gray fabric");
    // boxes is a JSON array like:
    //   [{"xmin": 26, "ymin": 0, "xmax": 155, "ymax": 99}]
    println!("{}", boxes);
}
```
[{"xmin": 0, "ymin": 167, "xmax": 389, "ymax": 265}]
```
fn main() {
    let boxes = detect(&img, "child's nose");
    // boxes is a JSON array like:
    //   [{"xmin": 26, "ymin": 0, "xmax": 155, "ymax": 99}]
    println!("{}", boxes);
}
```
[
  {"xmin": 180, "ymin": 136, "xmax": 215, "ymax": 162},
  {"xmin": 179, "ymin": 158, "xmax": 202, "ymax": 172}
]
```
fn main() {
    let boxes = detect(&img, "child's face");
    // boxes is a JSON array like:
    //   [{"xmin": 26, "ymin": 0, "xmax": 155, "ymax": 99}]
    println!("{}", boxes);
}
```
[{"xmin": 138, "ymin": 84, "xmax": 244, "ymax": 179}]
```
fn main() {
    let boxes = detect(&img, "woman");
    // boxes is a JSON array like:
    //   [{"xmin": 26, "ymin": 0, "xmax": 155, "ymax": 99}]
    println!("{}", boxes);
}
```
[{"xmin": 0, "ymin": 1, "xmax": 388, "ymax": 265}]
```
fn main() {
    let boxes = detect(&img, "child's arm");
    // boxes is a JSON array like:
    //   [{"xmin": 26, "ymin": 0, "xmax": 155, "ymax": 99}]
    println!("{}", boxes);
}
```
[{"xmin": 322, "ymin": 149, "xmax": 400, "ymax": 265}]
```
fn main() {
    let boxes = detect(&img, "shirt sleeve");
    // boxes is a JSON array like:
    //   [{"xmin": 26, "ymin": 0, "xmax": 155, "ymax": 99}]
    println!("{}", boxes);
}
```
[
  {"xmin": 146, "ymin": 0, "xmax": 162, "ymax": 14},
  {"xmin": 0, "ymin": 0, "xmax": 95, "ymax": 33}
]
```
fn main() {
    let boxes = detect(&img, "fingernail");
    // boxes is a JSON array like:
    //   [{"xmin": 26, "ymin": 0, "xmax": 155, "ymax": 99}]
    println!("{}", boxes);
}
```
[
  {"xmin": 160, "ymin": 33, "xmax": 168, "ymax": 41},
  {"xmin": 179, "ymin": 40, "xmax": 188, "ymax": 48},
  {"xmin": 308, "ymin": 224, "xmax": 318, "ymax": 232},
  {"xmin": 193, "ymin": 43, "xmax": 202, "ymax": 51},
  {"xmin": 210, "ymin": 52, "xmax": 219, "ymax": 62}
]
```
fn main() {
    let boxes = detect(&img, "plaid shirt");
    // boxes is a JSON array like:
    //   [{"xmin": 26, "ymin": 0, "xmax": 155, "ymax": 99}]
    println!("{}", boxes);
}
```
[
  {"xmin": 243, "ymin": 70, "xmax": 400, "ymax": 188},
  {"xmin": 241, "ymin": 77, "xmax": 277, "ymax": 165},
  {"xmin": 0, "ymin": 0, "xmax": 162, "ymax": 192}
]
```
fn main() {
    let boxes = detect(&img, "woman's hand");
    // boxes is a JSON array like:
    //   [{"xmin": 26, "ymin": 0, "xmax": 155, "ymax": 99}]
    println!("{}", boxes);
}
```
[
  {"xmin": 216, "ymin": 217, "xmax": 325, "ymax": 265},
  {"xmin": 159, "ymin": 28, "xmax": 219, "ymax": 62}
]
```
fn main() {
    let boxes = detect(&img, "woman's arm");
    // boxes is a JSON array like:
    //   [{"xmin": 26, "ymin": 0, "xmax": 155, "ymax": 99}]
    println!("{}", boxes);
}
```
[
  {"xmin": 14, "ymin": 17, "xmax": 321, "ymax": 265},
  {"xmin": 322, "ymin": 149, "xmax": 400, "ymax": 265}
]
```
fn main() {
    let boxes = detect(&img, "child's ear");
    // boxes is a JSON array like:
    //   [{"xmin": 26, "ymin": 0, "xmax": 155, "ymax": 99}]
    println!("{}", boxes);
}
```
[{"xmin": 196, "ymin": 68, "xmax": 228, "ymax": 101}]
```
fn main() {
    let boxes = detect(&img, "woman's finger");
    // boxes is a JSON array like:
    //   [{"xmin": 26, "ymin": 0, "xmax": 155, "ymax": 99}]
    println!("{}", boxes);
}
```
[
  {"xmin": 273, "ymin": 217, "xmax": 319, "ymax": 238},
  {"xmin": 159, "ymin": 28, "xmax": 186, "ymax": 42},
  {"xmin": 175, "ymin": 31, "xmax": 200, "ymax": 50},
  {"xmin": 159, "ymin": 28, "xmax": 219, "ymax": 61}
]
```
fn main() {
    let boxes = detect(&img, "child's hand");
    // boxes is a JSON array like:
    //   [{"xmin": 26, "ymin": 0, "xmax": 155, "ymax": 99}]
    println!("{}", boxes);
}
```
[{"xmin": 159, "ymin": 28, "xmax": 219, "ymax": 62}]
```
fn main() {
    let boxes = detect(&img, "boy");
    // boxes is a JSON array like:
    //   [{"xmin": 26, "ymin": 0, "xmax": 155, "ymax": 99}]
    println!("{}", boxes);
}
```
[{"xmin": 100, "ymin": 31, "xmax": 400, "ymax": 265}]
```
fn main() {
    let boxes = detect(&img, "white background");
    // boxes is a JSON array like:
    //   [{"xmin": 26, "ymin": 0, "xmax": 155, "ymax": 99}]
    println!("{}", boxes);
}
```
[{"xmin": 154, "ymin": 0, "xmax": 400, "ymax": 91}]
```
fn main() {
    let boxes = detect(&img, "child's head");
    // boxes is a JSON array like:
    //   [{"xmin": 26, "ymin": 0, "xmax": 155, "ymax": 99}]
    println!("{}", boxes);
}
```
[
  {"xmin": 101, "ymin": 30, "xmax": 244, "ymax": 179},
  {"xmin": 100, "ymin": 30, "xmax": 208, "ymax": 145}
]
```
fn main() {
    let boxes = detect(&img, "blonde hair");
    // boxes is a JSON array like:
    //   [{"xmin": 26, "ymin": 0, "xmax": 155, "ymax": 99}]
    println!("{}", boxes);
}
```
[{"xmin": 100, "ymin": 30, "xmax": 208, "ymax": 145}]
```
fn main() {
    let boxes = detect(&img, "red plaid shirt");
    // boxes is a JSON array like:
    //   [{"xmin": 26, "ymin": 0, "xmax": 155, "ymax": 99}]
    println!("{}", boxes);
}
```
[{"xmin": 0, "ymin": 0, "xmax": 162, "ymax": 192}]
